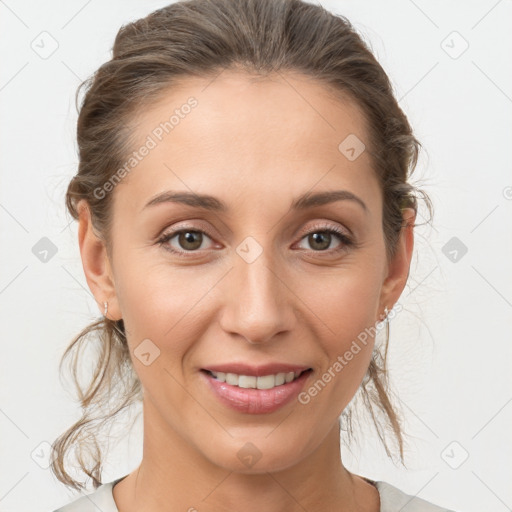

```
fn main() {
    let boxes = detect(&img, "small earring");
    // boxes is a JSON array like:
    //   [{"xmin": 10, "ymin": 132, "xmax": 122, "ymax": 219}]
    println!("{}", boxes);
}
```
[
  {"xmin": 380, "ymin": 306, "xmax": 389, "ymax": 322},
  {"xmin": 103, "ymin": 301, "xmax": 108, "ymax": 317}
]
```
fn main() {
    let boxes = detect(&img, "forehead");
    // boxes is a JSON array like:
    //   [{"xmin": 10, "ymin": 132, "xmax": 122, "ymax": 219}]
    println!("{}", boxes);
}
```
[{"xmin": 113, "ymin": 70, "xmax": 380, "ymax": 216}]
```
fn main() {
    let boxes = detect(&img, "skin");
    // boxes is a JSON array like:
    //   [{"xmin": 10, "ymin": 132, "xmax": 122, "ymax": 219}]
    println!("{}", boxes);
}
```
[{"xmin": 77, "ymin": 70, "xmax": 415, "ymax": 512}]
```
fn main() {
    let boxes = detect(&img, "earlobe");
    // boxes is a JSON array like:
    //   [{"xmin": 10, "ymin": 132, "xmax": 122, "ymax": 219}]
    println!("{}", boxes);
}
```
[
  {"xmin": 377, "ymin": 207, "xmax": 416, "ymax": 320},
  {"xmin": 77, "ymin": 200, "xmax": 121, "ymax": 320}
]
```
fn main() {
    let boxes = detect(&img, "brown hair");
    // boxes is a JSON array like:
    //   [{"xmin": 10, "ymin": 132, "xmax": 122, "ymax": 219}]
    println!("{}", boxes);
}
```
[{"xmin": 51, "ymin": 0, "xmax": 433, "ymax": 491}]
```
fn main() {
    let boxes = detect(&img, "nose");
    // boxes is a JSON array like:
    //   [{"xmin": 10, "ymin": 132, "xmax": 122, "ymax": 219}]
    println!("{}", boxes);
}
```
[{"xmin": 219, "ymin": 248, "xmax": 296, "ymax": 345}]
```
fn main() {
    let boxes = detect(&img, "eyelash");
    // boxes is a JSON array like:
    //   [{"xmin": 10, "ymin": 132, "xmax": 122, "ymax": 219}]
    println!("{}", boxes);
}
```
[{"xmin": 156, "ymin": 223, "xmax": 355, "ymax": 258}]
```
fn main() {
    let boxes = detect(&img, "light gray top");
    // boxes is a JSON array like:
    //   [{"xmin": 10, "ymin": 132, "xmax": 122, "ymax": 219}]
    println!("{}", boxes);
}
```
[{"xmin": 52, "ymin": 475, "xmax": 457, "ymax": 512}]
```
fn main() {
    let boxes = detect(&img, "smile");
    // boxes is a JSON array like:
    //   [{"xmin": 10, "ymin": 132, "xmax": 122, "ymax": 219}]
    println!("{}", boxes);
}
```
[
  {"xmin": 206, "ymin": 369, "xmax": 307, "ymax": 389},
  {"xmin": 201, "ymin": 368, "xmax": 313, "ymax": 414}
]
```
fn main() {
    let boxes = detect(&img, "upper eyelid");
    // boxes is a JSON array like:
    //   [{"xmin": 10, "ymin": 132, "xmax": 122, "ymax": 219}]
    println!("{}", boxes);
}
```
[{"xmin": 160, "ymin": 219, "xmax": 347, "ymax": 235}]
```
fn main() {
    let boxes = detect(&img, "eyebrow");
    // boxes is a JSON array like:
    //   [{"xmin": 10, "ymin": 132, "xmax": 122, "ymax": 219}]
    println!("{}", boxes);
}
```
[{"xmin": 142, "ymin": 189, "xmax": 368, "ymax": 214}]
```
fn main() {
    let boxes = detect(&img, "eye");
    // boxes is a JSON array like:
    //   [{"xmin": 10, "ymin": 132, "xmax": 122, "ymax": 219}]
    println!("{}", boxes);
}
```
[
  {"xmin": 157, "ymin": 228, "xmax": 216, "ymax": 256},
  {"xmin": 156, "ymin": 222, "xmax": 356, "ymax": 258},
  {"xmin": 296, "ymin": 223, "xmax": 354, "ymax": 253}
]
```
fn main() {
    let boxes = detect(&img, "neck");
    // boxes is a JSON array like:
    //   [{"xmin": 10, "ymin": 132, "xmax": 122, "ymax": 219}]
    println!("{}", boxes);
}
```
[{"xmin": 113, "ymin": 398, "xmax": 379, "ymax": 512}]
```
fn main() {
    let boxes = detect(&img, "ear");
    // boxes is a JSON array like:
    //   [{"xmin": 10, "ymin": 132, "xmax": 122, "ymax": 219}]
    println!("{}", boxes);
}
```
[
  {"xmin": 77, "ymin": 199, "xmax": 122, "ymax": 320},
  {"xmin": 378, "ymin": 207, "xmax": 416, "ymax": 319}
]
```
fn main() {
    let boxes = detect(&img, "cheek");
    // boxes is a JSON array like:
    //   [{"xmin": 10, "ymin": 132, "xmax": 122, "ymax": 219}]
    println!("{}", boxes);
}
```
[
  {"xmin": 115, "ymin": 260, "xmax": 220, "ymax": 364},
  {"xmin": 296, "ymin": 264, "xmax": 381, "ymax": 391},
  {"xmin": 299, "ymin": 261, "xmax": 382, "ymax": 337},
  {"xmin": 297, "ymin": 276, "xmax": 378, "ymax": 416}
]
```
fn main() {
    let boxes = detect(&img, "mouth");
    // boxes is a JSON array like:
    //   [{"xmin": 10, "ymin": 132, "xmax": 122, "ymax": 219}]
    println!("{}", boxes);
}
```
[
  {"xmin": 201, "ymin": 368, "xmax": 312, "ymax": 390},
  {"xmin": 200, "ymin": 368, "xmax": 313, "ymax": 414}
]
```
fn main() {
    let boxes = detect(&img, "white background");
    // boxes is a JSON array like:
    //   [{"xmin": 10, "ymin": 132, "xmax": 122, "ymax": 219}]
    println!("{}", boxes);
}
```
[{"xmin": 0, "ymin": 1, "xmax": 511, "ymax": 511}]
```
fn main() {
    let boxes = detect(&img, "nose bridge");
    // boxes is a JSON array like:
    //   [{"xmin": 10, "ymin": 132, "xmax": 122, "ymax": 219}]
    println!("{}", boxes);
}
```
[{"xmin": 220, "ymin": 242, "xmax": 294, "ymax": 344}]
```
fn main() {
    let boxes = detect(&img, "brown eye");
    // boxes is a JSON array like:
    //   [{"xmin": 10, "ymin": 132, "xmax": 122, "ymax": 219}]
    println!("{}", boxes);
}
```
[
  {"xmin": 157, "ymin": 228, "xmax": 216, "ymax": 256},
  {"xmin": 177, "ymin": 231, "xmax": 204, "ymax": 251},
  {"xmin": 307, "ymin": 232, "xmax": 333, "ymax": 251},
  {"xmin": 296, "ymin": 225, "xmax": 354, "ymax": 253}
]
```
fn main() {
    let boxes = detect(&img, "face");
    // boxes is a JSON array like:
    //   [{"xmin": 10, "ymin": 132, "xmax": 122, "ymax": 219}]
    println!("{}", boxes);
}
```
[{"xmin": 78, "ymin": 70, "xmax": 414, "ymax": 474}]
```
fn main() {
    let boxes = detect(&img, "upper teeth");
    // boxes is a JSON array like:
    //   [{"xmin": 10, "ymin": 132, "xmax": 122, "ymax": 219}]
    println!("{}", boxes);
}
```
[{"xmin": 210, "ymin": 371, "xmax": 303, "ymax": 389}]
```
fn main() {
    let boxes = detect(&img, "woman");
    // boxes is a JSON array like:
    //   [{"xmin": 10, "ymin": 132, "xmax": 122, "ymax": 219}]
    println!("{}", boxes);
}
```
[{"xmin": 50, "ymin": 0, "xmax": 456, "ymax": 510}]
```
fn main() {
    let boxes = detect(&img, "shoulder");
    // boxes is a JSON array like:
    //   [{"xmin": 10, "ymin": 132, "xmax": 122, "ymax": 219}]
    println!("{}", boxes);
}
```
[
  {"xmin": 51, "ymin": 477, "xmax": 125, "ymax": 512},
  {"xmin": 372, "ymin": 479, "xmax": 458, "ymax": 512}
]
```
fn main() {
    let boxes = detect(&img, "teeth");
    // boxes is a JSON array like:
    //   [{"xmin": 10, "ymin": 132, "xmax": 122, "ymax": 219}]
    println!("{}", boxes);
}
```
[{"xmin": 209, "ymin": 370, "xmax": 304, "ymax": 389}]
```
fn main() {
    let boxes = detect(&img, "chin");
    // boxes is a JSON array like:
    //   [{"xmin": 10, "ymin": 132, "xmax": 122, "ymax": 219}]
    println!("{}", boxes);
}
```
[{"xmin": 199, "ymin": 434, "xmax": 309, "ymax": 474}]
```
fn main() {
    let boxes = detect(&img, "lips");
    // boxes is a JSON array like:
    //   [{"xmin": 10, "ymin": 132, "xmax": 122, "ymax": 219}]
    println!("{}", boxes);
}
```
[
  {"xmin": 202, "ymin": 362, "xmax": 311, "ymax": 376},
  {"xmin": 200, "ymin": 365, "xmax": 313, "ymax": 414}
]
